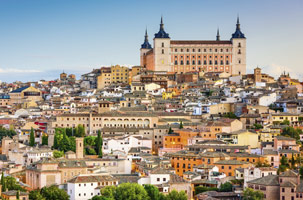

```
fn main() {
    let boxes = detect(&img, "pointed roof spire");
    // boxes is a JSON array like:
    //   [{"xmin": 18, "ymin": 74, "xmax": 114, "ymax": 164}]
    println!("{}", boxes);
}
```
[
  {"xmin": 155, "ymin": 16, "xmax": 170, "ymax": 38},
  {"xmin": 236, "ymin": 14, "xmax": 240, "ymax": 30},
  {"xmin": 216, "ymin": 28, "xmax": 220, "ymax": 41},
  {"xmin": 231, "ymin": 14, "xmax": 245, "ymax": 39},
  {"xmin": 141, "ymin": 28, "xmax": 152, "ymax": 49}
]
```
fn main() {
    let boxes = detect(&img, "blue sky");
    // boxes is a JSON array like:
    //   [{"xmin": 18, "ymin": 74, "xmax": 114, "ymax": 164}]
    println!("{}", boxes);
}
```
[{"xmin": 0, "ymin": 0, "xmax": 302, "ymax": 82}]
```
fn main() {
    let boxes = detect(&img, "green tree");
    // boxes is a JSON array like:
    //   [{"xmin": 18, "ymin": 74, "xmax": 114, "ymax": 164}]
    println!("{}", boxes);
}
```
[
  {"xmin": 243, "ymin": 188, "xmax": 264, "ymax": 200},
  {"xmin": 281, "ymin": 127, "xmax": 301, "ymax": 141},
  {"xmin": 253, "ymin": 123, "xmax": 263, "ymax": 130},
  {"xmin": 92, "ymin": 196, "xmax": 112, "ymax": 200},
  {"xmin": 278, "ymin": 155, "xmax": 289, "ymax": 174},
  {"xmin": 223, "ymin": 112, "xmax": 238, "ymax": 119},
  {"xmin": 76, "ymin": 124, "xmax": 85, "ymax": 137},
  {"xmin": 53, "ymin": 150, "xmax": 64, "ymax": 158},
  {"xmin": 219, "ymin": 182, "xmax": 233, "ymax": 192},
  {"xmin": 168, "ymin": 127, "xmax": 173, "ymax": 134},
  {"xmin": 60, "ymin": 129, "xmax": 71, "ymax": 152},
  {"xmin": 2, "ymin": 176, "xmax": 25, "ymax": 192},
  {"xmin": 281, "ymin": 155, "xmax": 288, "ymax": 166},
  {"xmin": 42, "ymin": 134, "xmax": 48, "ymax": 146},
  {"xmin": 40, "ymin": 185, "xmax": 69, "ymax": 200},
  {"xmin": 1, "ymin": 171, "xmax": 6, "ymax": 192},
  {"xmin": 69, "ymin": 136, "xmax": 76, "ymax": 152},
  {"xmin": 144, "ymin": 184, "xmax": 162, "ymax": 200},
  {"xmin": 29, "ymin": 127, "xmax": 35, "ymax": 146},
  {"xmin": 96, "ymin": 130, "xmax": 103, "ymax": 158},
  {"xmin": 300, "ymin": 166, "xmax": 303, "ymax": 178},
  {"xmin": 281, "ymin": 120, "xmax": 290, "ymax": 125},
  {"xmin": 29, "ymin": 190, "xmax": 46, "ymax": 200},
  {"xmin": 16, "ymin": 190, "xmax": 20, "ymax": 200},
  {"xmin": 86, "ymin": 147, "xmax": 97, "ymax": 155},
  {"xmin": 291, "ymin": 153, "xmax": 296, "ymax": 169},
  {"xmin": 166, "ymin": 190, "xmax": 187, "ymax": 200},
  {"xmin": 115, "ymin": 183, "xmax": 148, "ymax": 200},
  {"xmin": 0, "ymin": 127, "xmax": 17, "ymax": 141},
  {"xmin": 179, "ymin": 121, "xmax": 183, "ymax": 129},
  {"xmin": 101, "ymin": 185, "xmax": 116, "ymax": 199}
]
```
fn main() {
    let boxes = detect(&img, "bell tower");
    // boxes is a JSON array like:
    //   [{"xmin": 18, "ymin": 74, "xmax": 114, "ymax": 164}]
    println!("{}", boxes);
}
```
[
  {"xmin": 231, "ymin": 16, "xmax": 246, "ymax": 76},
  {"xmin": 140, "ymin": 28, "xmax": 152, "ymax": 68},
  {"xmin": 153, "ymin": 16, "xmax": 171, "ymax": 72},
  {"xmin": 76, "ymin": 137, "xmax": 84, "ymax": 159}
]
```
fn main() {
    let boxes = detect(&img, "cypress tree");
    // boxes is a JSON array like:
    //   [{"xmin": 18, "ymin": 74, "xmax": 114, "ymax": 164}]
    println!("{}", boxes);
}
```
[
  {"xmin": 1, "ymin": 172, "xmax": 6, "ymax": 192},
  {"xmin": 60, "ymin": 129, "xmax": 71, "ymax": 152},
  {"xmin": 16, "ymin": 190, "xmax": 20, "ymax": 200},
  {"xmin": 179, "ymin": 121, "xmax": 183, "ymax": 129},
  {"xmin": 29, "ymin": 127, "xmax": 35, "ymax": 146},
  {"xmin": 97, "ymin": 130, "xmax": 103, "ymax": 158},
  {"xmin": 53, "ymin": 133, "xmax": 59, "ymax": 149}
]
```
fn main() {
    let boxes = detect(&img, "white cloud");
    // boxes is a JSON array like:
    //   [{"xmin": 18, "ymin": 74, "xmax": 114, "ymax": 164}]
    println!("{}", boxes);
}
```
[{"xmin": 0, "ymin": 68, "xmax": 42, "ymax": 73}]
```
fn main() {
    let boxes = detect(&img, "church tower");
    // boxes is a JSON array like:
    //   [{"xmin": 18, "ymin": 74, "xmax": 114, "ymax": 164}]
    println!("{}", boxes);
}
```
[
  {"xmin": 231, "ymin": 16, "xmax": 246, "ymax": 76},
  {"xmin": 140, "ymin": 29, "xmax": 152, "ymax": 68},
  {"xmin": 76, "ymin": 137, "xmax": 84, "ymax": 159},
  {"xmin": 153, "ymin": 16, "xmax": 171, "ymax": 72},
  {"xmin": 254, "ymin": 67, "xmax": 262, "ymax": 83}
]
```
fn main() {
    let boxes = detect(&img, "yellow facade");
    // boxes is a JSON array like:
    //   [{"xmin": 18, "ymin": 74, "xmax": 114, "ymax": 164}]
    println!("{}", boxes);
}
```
[
  {"xmin": 209, "ymin": 103, "xmax": 232, "ymax": 115},
  {"xmin": 236, "ymin": 131, "xmax": 259, "ymax": 148},
  {"xmin": 97, "ymin": 72, "xmax": 111, "ymax": 89},
  {"xmin": 259, "ymin": 131, "xmax": 280, "ymax": 142},
  {"xmin": 270, "ymin": 113, "xmax": 298, "ymax": 125},
  {"xmin": 162, "ymin": 92, "xmax": 174, "ymax": 99},
  {"xmin": 111, "ymin": 65, "xmax": 129, "ymax": 84}
]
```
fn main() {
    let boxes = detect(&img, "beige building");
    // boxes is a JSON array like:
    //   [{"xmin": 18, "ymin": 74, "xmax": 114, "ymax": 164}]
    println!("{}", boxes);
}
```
[
  {"xmin": 111, "ymin": 65, "xmax": 129, "ymax": 84},
  {"xmin": 9, "ymin": 86, "xmax": 42, "ymax": 105},
  {"xmin": 97, "ymin": 67, "xmax": 111, "ymax": 89},
  {"xmin": 141, "ymin": 17, "xmax": 246, "ymax": 75},
  {"xmin": 209, "ymin": 103, "xmax": 232, "ymax": 115},
  {"xmin": 47, "ymin": 111, "xmax": 159, "ymax": 136},
  {"xmin": 26, "ymin": 158, "xmax": 88, "ymax": 189}
]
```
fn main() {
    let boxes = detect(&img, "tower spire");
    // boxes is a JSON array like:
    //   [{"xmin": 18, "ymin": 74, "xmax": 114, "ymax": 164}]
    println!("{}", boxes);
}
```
[
  {"xmin": 160, "ymin": 16, "xmax": 164, "ymax": 31},
  {"xmin": 141, "ymin": 28, "xmax": 152, "ymax": 49},
  {"xmin": 216, "ymin": 28, "xmax": 220, "ymax": 41},
  {"xmin": 231, "ymin": 14, "xmax": 245, "ymax": 39},
  {"xmin": 145, "ymin": 28, "xmax": 148, "ymax": 40},
  {"xmin": 236, "ymin": 14, "xmax": 240, "ymax": 30},
  {"xmin": 154, "ymin": 15, "xmax": 170, "ymax": 38}
]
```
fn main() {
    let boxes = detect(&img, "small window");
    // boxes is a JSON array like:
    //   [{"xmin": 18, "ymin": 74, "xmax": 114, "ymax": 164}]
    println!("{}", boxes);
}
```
[
  {"xmin": 162, "ymin": 49, "xmax": 164, "ymax": 54},
  {"xmin": 162, "ymin": 43, "xmax": 164, "ymax": 47}
]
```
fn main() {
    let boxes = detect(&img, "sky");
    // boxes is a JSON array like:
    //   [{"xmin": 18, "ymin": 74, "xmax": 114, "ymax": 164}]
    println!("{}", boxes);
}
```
[{"xmin": 0, "ymin": 0, "xmax": 302, "ymax": 82}]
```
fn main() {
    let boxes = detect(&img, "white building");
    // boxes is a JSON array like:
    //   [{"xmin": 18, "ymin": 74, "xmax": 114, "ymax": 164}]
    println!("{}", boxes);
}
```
[
  {"xmin": 259, "ymin": 92, "xmax": 277, "ymax": 106},
  {"xmin": 67, "ymin": 174, "xmax": 118, "ymax": 200},
  {"xmin": 103, "ymin": 135, "xmax": 152, "ymax": 154},
  {"xmin": 243, "ymin": 167, "xmax": 277, "ymax": 188},
  {"xmin": 26, "ymin": 146, "xmax": 53, "ymax": 166}
]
